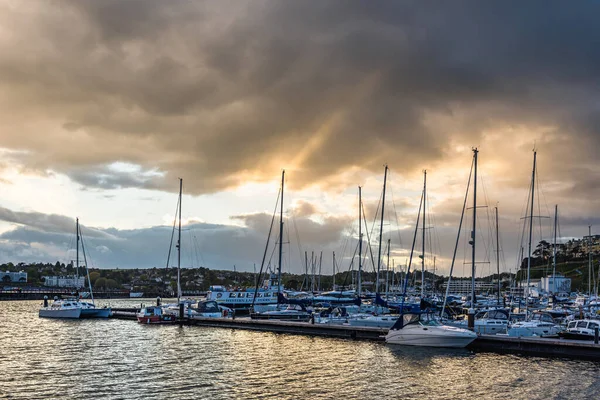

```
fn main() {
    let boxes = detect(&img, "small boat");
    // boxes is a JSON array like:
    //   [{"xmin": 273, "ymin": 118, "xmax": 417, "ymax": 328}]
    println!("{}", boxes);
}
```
[
  {"xmin": 507, "ymin": 312, "xmax": 562, "ymax": 337},
  {"xmin": 558, "ymin": 320, "xmax": 600, "ymax": 341},
  {"xmin": 385, "ymin": 313, "xmax": 477, "ymax": 348},
  {"xmin": 137, "ymin": 306, "xmax": 177, "ymax": 324},
  {"xmin": 39, "ymin": 299, "xmax": 82, "ymax": 319}
]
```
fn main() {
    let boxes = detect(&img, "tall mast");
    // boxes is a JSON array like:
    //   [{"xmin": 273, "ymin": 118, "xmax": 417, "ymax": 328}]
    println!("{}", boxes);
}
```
[
  {"xmin": 177, "ymin": 178, "xmax": 182, "ymax": 304},
  {"xmin": 76, "ymin": 217, "xmax": 79, "ymax": 284},
  {"xmin": 278, "ymin": 170, "xmax": 285, "ymax": 300},
  {"xmin": 332, "ymin": 251, "xmax": 336, "ymax": 290},
  {"xmin": 552, "ymin": 205, "xmax": 558, "ymax": 294},
  {"xmin": 495, "ymin": 206, "xmax": 500, "ymax": 305},
  {"xmin": 525, "ymin": 151, "xmax": 537, "ymax": 314},
  {"xmin": 589, "ymin": 225, "xmax": 592, "ymax": 296},
  {"xmin": 471, "ymin": 148, "xmax": 478, "ymax": 307},
  {"xmin": 358, "ymin": 186, "xmax": 363, "ymax": 297},
  {"xmin": 376, "ymin": 165, "xmax": 388, "ymax": 294},
  {"xmin": 421, "ymin": 170, "xmax": 427, "ymax": 298}
]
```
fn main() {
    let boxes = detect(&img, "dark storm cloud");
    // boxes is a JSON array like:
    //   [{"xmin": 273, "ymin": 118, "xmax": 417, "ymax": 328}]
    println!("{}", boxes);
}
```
[{"xmin": 1, "ymin": 1, "xmax": 599, "ymax": 195}]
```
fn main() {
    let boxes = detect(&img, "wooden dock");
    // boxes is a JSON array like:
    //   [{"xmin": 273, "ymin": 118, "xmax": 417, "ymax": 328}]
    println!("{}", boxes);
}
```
[{"xmin": 110, "ymin": 311, "xmax": 600, "ymax": 360}]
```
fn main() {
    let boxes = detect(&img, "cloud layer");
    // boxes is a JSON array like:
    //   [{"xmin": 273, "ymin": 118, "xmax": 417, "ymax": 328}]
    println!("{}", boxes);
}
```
[{"xmin": 1, "ymin": 1, "xmax": 599, "ymax": 196}]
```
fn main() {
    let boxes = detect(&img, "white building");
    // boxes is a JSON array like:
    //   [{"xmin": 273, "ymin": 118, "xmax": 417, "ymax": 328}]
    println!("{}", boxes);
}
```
[
  {"xmin": 42, "ymin": 275, "xmax": 85, "ymax": 288},
  {"xmin": 539, "ymin": 274, "xmax": 571, "ymax": 293},
  {"xmin": 1, "ymin": 271, "xmax": 27, "ymax": 283}
]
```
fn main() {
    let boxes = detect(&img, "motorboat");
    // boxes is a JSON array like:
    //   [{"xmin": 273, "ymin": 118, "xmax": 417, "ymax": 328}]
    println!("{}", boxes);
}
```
[
  {"xmin": 205, "ymin": 276, "xmax": 282, "ymax": 311},
  {"xmin": 385, "ymin": 313, "xmax": 477, "ymax": 348},
  {"xmin": 39, "ymin": 299, "xmax": 82, "ymax": 319},
  {"xmin": 445, "ymin": 309, "xmax": 509, "ymax": 335},
  {"xmin": 507, "ymin": 312, "xmax": 562, "ymax": 337},
  {"xmin": 137, "ymin": 306, "xmax": 177, "ymax": 324},
  {"xmin": 558, "ymin": 319, "xmax": 600, "ymax": 341},
  {"xmin": 193, "ymin": 300, "xmax": 226, "ymax": 318}
]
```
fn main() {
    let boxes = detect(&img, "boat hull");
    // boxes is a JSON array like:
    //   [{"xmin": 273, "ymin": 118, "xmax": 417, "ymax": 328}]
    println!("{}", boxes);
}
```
[
  {"xmin": 80, "ymin": 308, "xmax": 111, "ymax": 318},
  {"xmin": 386, "ymin": 325, "xmax": 477, "ymax": 348},
  {"xmin": 39, "ymin": 308, "xmax": 82, "ymax": 319}
]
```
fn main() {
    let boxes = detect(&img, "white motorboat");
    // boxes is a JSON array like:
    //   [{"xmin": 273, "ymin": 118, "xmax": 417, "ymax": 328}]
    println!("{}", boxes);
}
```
[
  {"xmin": 39, "ymin": 299, "xmax": 82, "ymax": 319},
  {"xmin": 385, "ymin": 313, "xmax": 477, "ymax": 348},
  {"xmin": 507, "ymin": 312, "xmax": 562, "ymax": 337},
  {"xmin": 558, "ymin": 319, "xmax": 600, "ymax": 340}
]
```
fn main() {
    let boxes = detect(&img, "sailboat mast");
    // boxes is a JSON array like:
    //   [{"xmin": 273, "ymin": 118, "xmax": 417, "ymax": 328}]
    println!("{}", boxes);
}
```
[
  {"xmin": 421, "ymin": 170, "xmax": 427, "ymax": 298},
  {"xmin": 278, "ymin": 170, "xmax": 285, "ymax": 300},
  {"xmin": 471, "ymin": 148, "xmax": 478, "ymax": 307},
  {"xmin": 376, "ymin": 165, "xmax": 388, "ymax": 294},
  {"xmin": 76, "ymin": 217, "xmax": 79, "ymax": 283},
  {"xmin": 177, "ymin": 178, "xmax": 182, "ymax": 304},
  {"xmin": 552, "ymin": 205, "xmax": 558, "ymax": 294},
  {"xmin": 525, "ymin": 151, "xmax": 537, "ymax": 314},
  {"xmin": 496, "ymin": 206, "xmax": 500, "ymax": 305},
  {"xmin": 332, "ymin": 251, "xmax": 336, "ymax": 290},
  {"xmin": 589, "ymin": 225, "xmax": 592, "ymax": 296},
  {"xmin": 358, "ymin": 186, "xmax": 363, "ymax": 297}
]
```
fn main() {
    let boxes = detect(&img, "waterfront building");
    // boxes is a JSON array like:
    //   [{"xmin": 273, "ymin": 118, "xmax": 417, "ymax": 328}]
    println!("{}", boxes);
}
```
[
  {"xmin": 1, "ymin": 270, "xmax": 27, "ymax": 283},
  {"xmin": 42, "ymin": 275, "xmax": 85, "ymax": 288},
  {"xmin": 539, "ymin": 274, "xmax": 571, "ymax": 293}
]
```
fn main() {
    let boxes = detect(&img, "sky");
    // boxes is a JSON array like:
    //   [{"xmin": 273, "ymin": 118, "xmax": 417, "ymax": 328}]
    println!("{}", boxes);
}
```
[{"xmin": 0, "ymin": 1, "xmax": 599, "ymax": 279}]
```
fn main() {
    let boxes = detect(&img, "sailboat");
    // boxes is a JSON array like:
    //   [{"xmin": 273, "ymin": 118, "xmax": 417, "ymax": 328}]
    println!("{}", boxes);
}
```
[
  {"xmin": 507, "ymin": 151, "xmax": 562, "ymax": 337},
  {"xmin": 386, "ymin": 151, "xmax": 478, "ymax": 347},
  {"xmin": 39, "ymin": 218, "xmax": 111, "ymax": 319},
  {"xmin": 250, "ymin": 170, "xmax": 312, "ymax": 321}
]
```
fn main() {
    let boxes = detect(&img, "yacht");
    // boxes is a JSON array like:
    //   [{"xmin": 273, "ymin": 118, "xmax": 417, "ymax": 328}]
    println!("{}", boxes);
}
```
[
  {"xmin": 507, "ymin": 312, "xmax": 562, "ymax": 337},
  {"xmin": 39, "ymin": 299, "xmax": 82, "ymax": 319},
  {"xmin": 445, "ymin": 309, "xmax": 509, "ymax": 335},
  {"xmin": 385, "ymin": 313, "xmax": 477, "ymax": 348},
  {"xmin": 558, "ymin": 320, "xmax": 600, "ymax": 340},
  {"xmin": 205, "ymin": 276, "xmax": 282, "ymax": 311}
]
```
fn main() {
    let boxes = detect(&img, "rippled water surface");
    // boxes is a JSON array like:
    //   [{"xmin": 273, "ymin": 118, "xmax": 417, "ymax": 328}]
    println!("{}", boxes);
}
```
[{"xmin": 1, "ymin": 300, "xmax": 599, "ymax": 399}]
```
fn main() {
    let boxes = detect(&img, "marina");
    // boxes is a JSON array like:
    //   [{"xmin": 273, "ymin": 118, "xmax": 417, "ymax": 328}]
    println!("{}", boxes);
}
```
[
  {"xmin": 2, "ymin": 299, "xmax": 600, "ymax": 400},
  {"xmin": 106, "ymin": 304, "xmax": 600, "ymax": 361}
]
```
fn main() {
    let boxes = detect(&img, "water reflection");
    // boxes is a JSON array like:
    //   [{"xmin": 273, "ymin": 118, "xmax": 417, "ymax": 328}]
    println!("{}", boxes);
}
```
[{"xmin": 1, "ymin": 300, "xmax": 600, "ymax": 399}]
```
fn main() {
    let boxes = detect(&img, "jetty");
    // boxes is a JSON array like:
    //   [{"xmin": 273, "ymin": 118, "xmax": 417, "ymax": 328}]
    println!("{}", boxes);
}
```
[{"xmin": 110, "ymin": 309, "xmax": 600, "ymax": 360}]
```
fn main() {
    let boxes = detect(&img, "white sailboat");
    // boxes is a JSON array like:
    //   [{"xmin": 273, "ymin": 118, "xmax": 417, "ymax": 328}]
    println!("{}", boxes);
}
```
[
  {"xmin": 39, "ymin": 218, "xmax": 111, "ymax": 319},
  {"xmin": 507, "ymin": 151, "xmax": 561, "ymax": 337}
]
